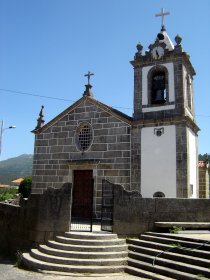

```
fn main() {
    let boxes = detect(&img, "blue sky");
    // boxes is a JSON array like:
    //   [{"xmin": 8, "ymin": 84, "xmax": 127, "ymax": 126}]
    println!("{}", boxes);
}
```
[{"xmin": 0, "ymin": 0, "xmax": 210, "ymax": 160}]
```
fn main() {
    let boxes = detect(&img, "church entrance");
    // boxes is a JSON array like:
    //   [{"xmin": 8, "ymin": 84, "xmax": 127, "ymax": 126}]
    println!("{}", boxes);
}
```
[{"xmin": 71, "ymin": 170, "xmax": 94, "ymax": 231}]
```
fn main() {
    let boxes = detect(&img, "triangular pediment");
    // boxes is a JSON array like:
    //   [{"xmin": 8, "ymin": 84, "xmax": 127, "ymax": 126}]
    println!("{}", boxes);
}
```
[{"xmin": 33, "ymin": 96, "xmax": 132, "ymax": 134}]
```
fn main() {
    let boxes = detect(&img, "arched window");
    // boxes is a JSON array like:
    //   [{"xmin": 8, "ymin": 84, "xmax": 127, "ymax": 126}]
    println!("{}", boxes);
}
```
[
  {"xmin": 153, "ymin": 191, "xmax": 165, "ymax": 198},
  {"xmin": 148, "ymin": 67, "xmax": 168, "ymax": 106}
]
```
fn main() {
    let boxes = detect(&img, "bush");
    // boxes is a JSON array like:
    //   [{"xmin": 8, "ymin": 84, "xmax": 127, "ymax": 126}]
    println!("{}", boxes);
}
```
[
  {"xmin": 18, "ymin": 176, "xmax": 32, "ymax": 198},
  {"xmin": 169, "ymin": 225, "xmax": 185, "ymax": 234},
  {"xmin": 0, "ymin": 187, "xmax": 18, "ymax": 201}
]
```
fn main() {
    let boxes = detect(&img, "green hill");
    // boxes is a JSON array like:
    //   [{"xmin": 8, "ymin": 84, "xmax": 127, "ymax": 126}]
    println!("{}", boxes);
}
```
[{"xmin": 0, "ymin": 154, "xmax": 33, "ymax": 184}]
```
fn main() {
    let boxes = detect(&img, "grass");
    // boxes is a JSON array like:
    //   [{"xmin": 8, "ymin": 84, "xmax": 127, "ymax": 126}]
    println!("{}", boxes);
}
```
[
  {"xmin": 0, "ymin": 187, "xmax": 18, "ymax": 201},
  {"xmin": 14, "ymin": 250, "xmax": 23, "ymax": 268},
  {"xmin": 169, "ymin": 226, "xmax": 185, "ymax": 234},
  {"xmin": 169, "ymin": 243, "xmax": 182, "ymax": 248}
]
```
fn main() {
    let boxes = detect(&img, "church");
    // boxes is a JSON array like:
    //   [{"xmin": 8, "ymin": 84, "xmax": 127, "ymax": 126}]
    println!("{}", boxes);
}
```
[{"xmin": 31, "ymin": 9, "xmax": 199, "ymax": 221}]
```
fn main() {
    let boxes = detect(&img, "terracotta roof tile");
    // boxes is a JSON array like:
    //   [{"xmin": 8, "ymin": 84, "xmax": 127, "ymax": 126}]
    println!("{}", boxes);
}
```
[
  {"xmin": 198, "ymin": 161, "xmax": 206, "ymax": 168},
  {"xmin": 11, "ymin": 178, "xmax": 24, "ymax": 184}
]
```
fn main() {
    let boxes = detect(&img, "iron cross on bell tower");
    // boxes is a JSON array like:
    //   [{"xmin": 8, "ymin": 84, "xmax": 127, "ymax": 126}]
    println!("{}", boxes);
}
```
[{"xmin": 155, "ymin": 8, "xmax": 170, "ymax": 31}]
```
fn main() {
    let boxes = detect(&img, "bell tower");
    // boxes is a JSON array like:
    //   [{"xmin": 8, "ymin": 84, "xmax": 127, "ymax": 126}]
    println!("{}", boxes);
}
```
[{"xmin": 131, "ymin": 9, "xmax": 199, "ymax": 198}]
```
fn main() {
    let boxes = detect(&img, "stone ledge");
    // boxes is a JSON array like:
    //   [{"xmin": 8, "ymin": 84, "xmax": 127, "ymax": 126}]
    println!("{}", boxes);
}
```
[{"xmin": 155, "ymin": 222, "xmax": 210, "ymax": 228}]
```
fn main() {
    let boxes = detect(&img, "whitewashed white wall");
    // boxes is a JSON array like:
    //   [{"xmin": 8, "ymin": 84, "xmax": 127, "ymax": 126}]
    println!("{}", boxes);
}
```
[
  {"xmin": 188, "ymin": 128, "xmax": 197, "ymax": 198},
  {"xmin": 141, "ymin": 125, "xmax": 176, "ymax": 197}
]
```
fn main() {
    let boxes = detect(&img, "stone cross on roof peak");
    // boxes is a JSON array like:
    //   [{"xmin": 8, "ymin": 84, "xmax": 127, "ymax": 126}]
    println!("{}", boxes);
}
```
[
  {"xmin": 84, "ymin": 71, "xmax": 94, "ymax": 85},
  {"xmin": 155, "ymin": 8, "xmax": 170, "ymax": 31}
]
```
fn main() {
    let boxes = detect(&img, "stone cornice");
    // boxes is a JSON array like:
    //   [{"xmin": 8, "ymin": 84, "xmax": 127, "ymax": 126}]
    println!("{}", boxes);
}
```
[
  {"xmin": 130, "ymin": 52, "xmax": 196, "ymax": 76},
  {"xmin": 132, "ymin": 115, "xmax": 200, "ymax": 134}
]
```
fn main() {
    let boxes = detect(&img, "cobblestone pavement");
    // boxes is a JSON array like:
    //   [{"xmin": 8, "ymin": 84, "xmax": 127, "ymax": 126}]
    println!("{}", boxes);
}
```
[{"xmin": 0, "ymin": 259, "xmax": 143, "ymax": 280}]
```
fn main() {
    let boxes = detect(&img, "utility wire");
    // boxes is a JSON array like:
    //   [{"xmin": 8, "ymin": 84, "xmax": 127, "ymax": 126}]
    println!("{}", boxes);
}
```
[
  {"xmin": 0, "ymin": 88, "xmax": 209, "ymax": 116},
  {"xmin": 0, "ymin": 88, "xmax": 74, "ymax": 102},
  {"xmin": 0, "ymin": 88, "xmax": 132, "ymax": 111},
  {"xmin": 0, "ymin": 87, "xmax": 133, "ymax": 111}
]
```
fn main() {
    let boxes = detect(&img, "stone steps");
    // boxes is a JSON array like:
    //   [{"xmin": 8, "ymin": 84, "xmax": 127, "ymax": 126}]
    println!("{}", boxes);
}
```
[
  {"xmin": 47, "ymin": 240, "xmax": 127, "ymax": 252},
  {"xmin": 30, "ymin": 249, "xmax": 126, "ymax": 266},
  {"xmin": 126, "ymin": 265, "xmax": 174, "ymax": 280},
  {"xmin": 23, "ymin": 254, "xmax": 125, "ymax": 274},
  {"xmin": 39, "ymin": 244, "xmax": 127, "ymax": 259},
  {"xmin": 64, "ymin": 231, "xmax": 118, "ymax": 240},
  {"xmin": 126, "ymin": 232, "xmax": 210, "ymax": 279},
  {"xmin": 144, "ymin": 232, "xmax": 210, "ymax": 245},
  {"xmin": 139, "ymin": 234, "xmax": 210, "ymax": 251},
  {"xmin": 127, "ymin": 237, "xmax": 210, "ymax": 260},
  {"xmin": 55, "ymin": 235, "xmax": 125, "ymax": 246},
  {"xmin": 22, "ymin": 231, "xmax": 127, "ymax": 275},
  {"xmin": 128, "ymin": 245, "xmax": 210, "ymax": 268},
  {"xmin": 127, "ymin": 259, "xmax": 206, "ymax": 280}
]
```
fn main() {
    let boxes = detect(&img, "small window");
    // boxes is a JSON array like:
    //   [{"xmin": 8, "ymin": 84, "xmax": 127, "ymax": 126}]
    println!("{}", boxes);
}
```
[
  {"xmin": 153, "ymin": 191, "xmax": 165, "ymax": 198},
  {"xmin": 186, "ymin": 75, "xmax": 192, "ymax": 110},
  {"xmin": 76, "ymin": 122, "xmax": 93, "ymax": 152}
]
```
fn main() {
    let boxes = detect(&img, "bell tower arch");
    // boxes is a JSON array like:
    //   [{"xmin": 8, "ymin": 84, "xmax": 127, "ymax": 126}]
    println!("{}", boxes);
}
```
[{"xmin": 149, "ymin": 66, "xmax": 168, "ymax": 105}]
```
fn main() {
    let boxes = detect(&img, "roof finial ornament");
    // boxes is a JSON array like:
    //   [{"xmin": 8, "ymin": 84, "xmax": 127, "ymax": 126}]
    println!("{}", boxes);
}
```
[
  {"xmin": 83, "ymin": 71, "xmax": 94, "ymax": 98},
  {"xmin": 35, "ymin": 105, "xmax": 45, "ymax": 130},
  {"xmin": 155, "ymin": 8, "xmax": 170, "ymax": 31}
]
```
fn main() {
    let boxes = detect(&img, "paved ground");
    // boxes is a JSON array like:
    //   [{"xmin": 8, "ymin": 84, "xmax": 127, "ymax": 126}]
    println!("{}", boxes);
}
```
[{"xmin": 0, "ymin": 258, "xmax": 142, "ymax": 280}]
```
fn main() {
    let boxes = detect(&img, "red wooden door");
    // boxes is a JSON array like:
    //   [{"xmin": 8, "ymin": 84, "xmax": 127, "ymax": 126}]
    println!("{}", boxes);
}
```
[{"xmin": 72, "ymin": 170, "xmax": 93, "ymax": 219}]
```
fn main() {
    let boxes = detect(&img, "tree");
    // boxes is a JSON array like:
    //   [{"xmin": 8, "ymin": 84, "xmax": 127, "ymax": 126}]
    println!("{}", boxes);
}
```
[{"xmin": 18, "ymin": 176, "xmax": 32, "ymax": 198}]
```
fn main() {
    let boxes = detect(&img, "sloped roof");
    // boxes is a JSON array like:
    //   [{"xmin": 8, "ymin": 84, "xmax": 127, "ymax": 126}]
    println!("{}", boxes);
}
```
[
  {"xmin": 11, "ymin": 178, "xmax": 24, "ymax": 184},
  {"xmin": 0, "ymin": 184, "xmax": 10, "ymax": 188},
  {"xmin": 34, "ymin": 96, "xmax": 133, "ymax": 134},
  {"xmin": 154, "ymin": 30, "xmax": 174, "ymax": 51},
  {"xmin": 198, "ymin": 161, "xmax": 208, "ymax": 168}
]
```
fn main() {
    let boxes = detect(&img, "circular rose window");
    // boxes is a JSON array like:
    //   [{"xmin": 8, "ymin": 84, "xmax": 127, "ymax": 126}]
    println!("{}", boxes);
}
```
[{"xmin": 75, "ymin": 122, "xmax": 93, "ymax": 151}]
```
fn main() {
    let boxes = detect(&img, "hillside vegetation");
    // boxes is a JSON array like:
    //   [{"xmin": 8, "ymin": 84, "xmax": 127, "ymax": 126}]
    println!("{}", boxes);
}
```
[{"xmin": 0, "ymin": 154, "xmax": 33, "ymax": 184}]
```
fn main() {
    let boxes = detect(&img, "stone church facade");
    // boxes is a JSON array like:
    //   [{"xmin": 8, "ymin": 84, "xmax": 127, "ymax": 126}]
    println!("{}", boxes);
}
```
[
  {"xmin": 31, "ymin": 16, "xmax": 199, "ymax": 219},
  {"xmin": 32, "ymin": 96, "xmax": 133, "ymax": 218}
]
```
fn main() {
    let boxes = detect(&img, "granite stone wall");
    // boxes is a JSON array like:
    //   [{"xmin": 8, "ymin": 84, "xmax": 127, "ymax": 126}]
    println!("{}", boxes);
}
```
[
  {"xmin": 199, "ymin": 163, "xmax": 209, "ymax": 198},
  {"xmin": 32, "ymin": 98, "xmax": 131, "ymax": 217},
  {"xmin": 130, "ymin": 125, "xmax": 141, "ymax": 191},
  {"xmin": 0, "ymin": 183, "xmax": 71, "ymax": 255},
  {"xmin": 113, "ymin": 182, "xmax": 210, "ymax": 236},
  {"xmin": 176, "ymin": 123, "xmax": 188, "ymax": 197}
]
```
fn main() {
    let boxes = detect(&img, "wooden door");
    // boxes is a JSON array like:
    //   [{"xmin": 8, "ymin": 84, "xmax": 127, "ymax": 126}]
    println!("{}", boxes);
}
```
[{"xmin": 72, "ymin": 170, "xmax": 93, "ymax": 220}]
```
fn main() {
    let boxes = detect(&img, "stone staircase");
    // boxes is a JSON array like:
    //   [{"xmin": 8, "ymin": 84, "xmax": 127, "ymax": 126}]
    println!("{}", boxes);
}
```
[
  {"xmin": 126, "ymin": 232, "xmax": 210, "ymax": 279},
  {"xmin": 22, "ymin": 231, "xmax": 127, "ymax": 275}
]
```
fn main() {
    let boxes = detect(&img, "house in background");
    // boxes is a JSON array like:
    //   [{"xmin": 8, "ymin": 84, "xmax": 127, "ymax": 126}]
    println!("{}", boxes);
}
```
[
  {"xmin": 11, "ymin": 178, "xmax": 24, "ymax": 187},
  {"xmin": 0, "ymin": 184, "xmax": 10, "ymax": 189}
]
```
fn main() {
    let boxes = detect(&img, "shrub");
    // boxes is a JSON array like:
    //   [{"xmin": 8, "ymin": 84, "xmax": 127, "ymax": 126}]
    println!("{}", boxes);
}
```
[
  {"xmin": 0, "ymin": 187, "xmax": 18, "ymax": 201},
  {"xmin": 18, "ymin": 176, "xmax": 32, "ymax": 198},
  {"xmin": 169, "ymin": 225, "xmax": 185, "ymax": 234}
]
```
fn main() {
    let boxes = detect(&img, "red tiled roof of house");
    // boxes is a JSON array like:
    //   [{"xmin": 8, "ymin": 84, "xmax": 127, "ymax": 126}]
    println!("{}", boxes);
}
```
[
  {"xmin": 11, "ymin": 178, "xmax": 24, "ymax": 184},
  {"xmin": 0, "ymin": 184, "xmax": 10, "ymax": 188},
  {"xmin": 198, "ymin": 161, "xmax": 206, "ymax": 168}
]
